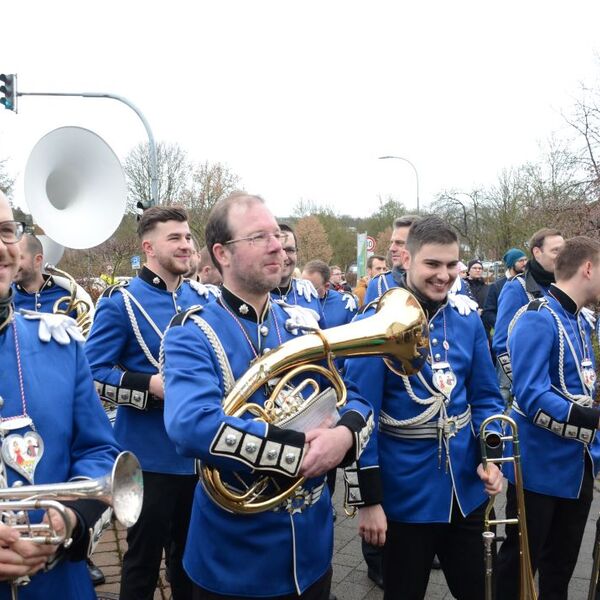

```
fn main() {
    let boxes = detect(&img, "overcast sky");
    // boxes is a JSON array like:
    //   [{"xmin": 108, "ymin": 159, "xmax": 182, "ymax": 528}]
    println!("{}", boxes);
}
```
[{"xmin": 1, "ymin": 0, "xmax": 599, "ymax": 221}]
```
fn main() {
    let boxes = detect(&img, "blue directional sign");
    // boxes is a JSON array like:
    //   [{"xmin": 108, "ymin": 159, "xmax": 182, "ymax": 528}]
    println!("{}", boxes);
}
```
[{"xmin": 131, "ymin": 255, "xmax": 141, "ymax": 270}]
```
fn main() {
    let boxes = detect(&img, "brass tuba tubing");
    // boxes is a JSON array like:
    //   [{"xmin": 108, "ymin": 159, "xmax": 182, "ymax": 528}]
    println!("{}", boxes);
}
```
[
  {"xmin": 0, "ymin": 451, "xmax": 143, "ymax": 542},
  {"xmin": 480, "ymin": 414, "xmax": 537, "ymax": 600},
  {"xmin": 201, "ymin": 287, "xmax": 429, "ymax": 514}
]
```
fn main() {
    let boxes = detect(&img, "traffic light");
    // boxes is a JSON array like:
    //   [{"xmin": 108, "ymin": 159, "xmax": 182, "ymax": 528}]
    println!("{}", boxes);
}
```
[{"xmin": 0, "ymin": 73, "xmax": 17, "ymax": 112}]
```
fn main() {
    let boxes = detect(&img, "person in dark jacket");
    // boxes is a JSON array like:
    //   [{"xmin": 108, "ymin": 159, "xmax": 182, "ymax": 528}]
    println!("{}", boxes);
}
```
[
  {"xmin": 465, "ymin": 259, "xmax": 489, "ymax": 311},
  {"xmin": 481, "ymin": 248, "xmax": 527, "ymax": 339}
]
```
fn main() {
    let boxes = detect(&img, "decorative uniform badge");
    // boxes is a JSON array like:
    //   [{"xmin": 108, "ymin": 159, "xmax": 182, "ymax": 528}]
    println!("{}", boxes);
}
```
[{"xmin": 1, "ymin": 431, "xmax": 44, "ymax": 484}]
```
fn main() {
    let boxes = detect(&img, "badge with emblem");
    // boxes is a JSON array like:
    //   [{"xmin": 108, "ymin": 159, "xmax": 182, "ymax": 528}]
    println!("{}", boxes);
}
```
[
  {"xmin": 1, "ymin": 431, "xmax": 44, "ymax": 484},
  {"xmin": 581, "ymin": 359, "xmax": 596, "ymax": 390},
  {"xmin": 431, "ymin": 361, "xmax": 457, "ymax": 398}
]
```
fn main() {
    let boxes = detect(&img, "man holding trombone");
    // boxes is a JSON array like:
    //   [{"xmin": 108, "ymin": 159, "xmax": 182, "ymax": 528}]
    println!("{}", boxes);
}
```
[
  {"xmin": 0, "ymin": 190, "xmax": 123, "ymax": 598},
  {"xmin": 496, "ymin": 236, "xmax": 600, "ymax": 599},
  {"xmin": 344, "ymin": 216, "xmax": 504, "ymax": 599}
]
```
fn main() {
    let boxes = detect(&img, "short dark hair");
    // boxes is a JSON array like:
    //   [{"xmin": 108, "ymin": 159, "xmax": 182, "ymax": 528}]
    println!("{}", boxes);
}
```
[
  {"xmin": 406, "ymin": 216, "xmax": 458, "ymax": 255},
  {"xmin": 302, "ymin": 259, "xmax": 330, "ymax": 283},
  {"xmin": 137, "ymin": 206, "xmax": 188, "ymax": 239},
  {"xmin": 367, "ymin": 254, "xmax": 386, "ymax": 269},
  {"xmin": 21, "ymin": 233, "xmax": 43, "ymax": 256},
  {"xmin": 393, "ymin": 214, "xmax": 421, "ymax": 230},
  {"xmin": 279, "ymin": 223, "xmax": 297, "ymax": 251},
  {"xmin": 205, "ymin": 192, "xmax": 264, "ymax": 273},
  {"xmin": 555, "ymin": 236, "xmax": 600, "ymax": 281},
  {"xmin": 529, "ymin": 228, "xmax": 562, "ymax": 252}
]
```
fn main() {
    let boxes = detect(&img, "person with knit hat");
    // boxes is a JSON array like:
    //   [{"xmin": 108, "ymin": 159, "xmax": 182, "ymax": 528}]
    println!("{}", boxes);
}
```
[
  {"xmin": 465, "ymin": 259, "xmax": 489, "ymax": 311},
  {"xmin": 481, "ymin": 248, "xmax": 527, "ymax": 339}
]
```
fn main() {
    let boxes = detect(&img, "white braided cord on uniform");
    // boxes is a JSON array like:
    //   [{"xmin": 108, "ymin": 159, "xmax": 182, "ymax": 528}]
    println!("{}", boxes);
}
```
[
  {"xmin": 379, "ymin": 372, "xmax": 446, "ymax": 428},
  {"xmin": 189, "ymin": 315, "xmax": 235, "ymax": 396},
  {"xmin": 508, "ymin": 299, "xmax": 592, "ymax": 407},
  {"xmin": 120, "ymin": 288, "xmax": 162, "ymax": 370},
  {"xmin": 515, "ymin": 276, "xmax": 535, "ymax": 302}
]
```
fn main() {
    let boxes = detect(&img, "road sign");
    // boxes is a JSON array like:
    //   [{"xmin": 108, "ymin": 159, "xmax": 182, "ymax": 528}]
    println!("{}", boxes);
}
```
[
  {"xmin": 366, "ymin": 236, "xmax": 376, "ymax": 252},
  {"xmin": 131, "ymin": 255, "xmax": 141, "ymax": 270}
]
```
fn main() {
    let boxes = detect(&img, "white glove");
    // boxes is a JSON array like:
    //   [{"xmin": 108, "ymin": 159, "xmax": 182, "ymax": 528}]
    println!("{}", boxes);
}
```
[
  {"xmin": 275, "ymin": 302, "xmax": 321, "ymax": 334},
  {"xmin": 447, "ymin": 292, "xmax": 478, "ymax": 316},
  {"xmin": 581, "ymin": 306, "xmax": 596, "ymax": 328},
  {"xmin": 342, "ymin": 293, "xmax": 358, "ymax": 312},
  {"xmin": 294, "ymin": 278, "xmax": 319, "ymax": 302},
  {"xmin": 21, "ymin": 310, "xmax": 85, "ymax": 345}
]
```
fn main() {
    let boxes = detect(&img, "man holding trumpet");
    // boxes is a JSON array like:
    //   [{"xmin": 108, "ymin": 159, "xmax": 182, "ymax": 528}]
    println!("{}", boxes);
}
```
[{"xmin": 0, "ymin": 189, "xmax": 122, "ymax": 598}]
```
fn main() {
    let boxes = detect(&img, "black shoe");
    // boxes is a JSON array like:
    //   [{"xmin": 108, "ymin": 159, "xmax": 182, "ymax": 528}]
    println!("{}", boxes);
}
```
[
  {"xmin": 87, "ymin": 559, "xmax": 106, "ymax": 586},
  {"xmin": 329, "ymin": 595, "xmax": 337, "ymax": 600},
  {"xmin": 332, "ymin": 507, "xmax": 337, "ymax": 522},
  {"xmin": 432, "ymin": 555, "xmax": 441, "ymax": 570},
  {"xmin": 368, "ymin": 567, "xmax": 384, "ymax": 589}
]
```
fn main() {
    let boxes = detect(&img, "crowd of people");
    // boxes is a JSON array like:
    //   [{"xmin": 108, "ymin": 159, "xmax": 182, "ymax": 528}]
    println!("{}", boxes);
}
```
[{"xmin": 1, "ymin": 188, "xmax": 599, "ymax": 600}]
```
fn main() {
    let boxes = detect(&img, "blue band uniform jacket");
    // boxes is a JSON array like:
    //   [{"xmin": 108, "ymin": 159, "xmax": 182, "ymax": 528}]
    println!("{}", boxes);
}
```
[
  {"xmin": 0, "ymin": 313, "xmax": 121, "ymax": 600},
  {"xmin": 12, "ymin": 276, "xmax": 77, "ymax": 318},
  {"xmin": 84, "ymin": 267, "xmax": 214, "ymax": 475},
  {"xmin": 507, "ymin": 293, "xmax": 600, "ymax": 498},
  {"xmin": 344, "ymin": 300, "xmax": 504, "ymax": 523},
  {"xmin": 162, "ymin": 290, "xmax": 373, "ymax": 597},
  {"xmin": 271, "ymin": 278, "xmax": 326, "ymax": 327}
]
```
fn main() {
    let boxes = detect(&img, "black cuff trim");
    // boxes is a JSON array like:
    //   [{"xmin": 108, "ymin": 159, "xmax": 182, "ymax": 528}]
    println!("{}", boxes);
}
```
[
  {"xmin": 568, "ymin": 404, "xmax": 600, "ymax": 431},
  {"xmin": 95, "ymin": 373, "xmax": 161, "ymax": 410},
  {"xmin": 209, "ymin": 423, "xmax": 306, "ymax": 477},
  {"xmin": 344, "ymin": 463, "xmax": 383, "ymax": 507},
  {"xmin": 497, "ymin": 352, "xmax": 512, "ymax": 381},
  {"xmin": 337, "ymin": 411, "xmax": 374, "ymax": 466},
  {"xmin": 61, "ymin": 499, "xmax": 108, "ymax": 562},
  {"xmin": 534, "ymin": 409, "xmax": 596, "ymax": 444}
]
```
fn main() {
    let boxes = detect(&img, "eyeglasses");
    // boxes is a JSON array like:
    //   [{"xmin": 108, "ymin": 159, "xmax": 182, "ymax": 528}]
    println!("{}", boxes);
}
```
[
  {"xmin": 283, "ymin": 246, "xmax": 297, "ymax": 254},
  {"xmin": 224, "ymin": 231, "xmax": 289, "ymax": 247},
  {"xmin": 0, "ymin": 221, "xmax": 25, "ymax": 244}
]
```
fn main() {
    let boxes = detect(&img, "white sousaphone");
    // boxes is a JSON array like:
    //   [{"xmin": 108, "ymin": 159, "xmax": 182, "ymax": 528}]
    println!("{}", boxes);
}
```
[{"xmin": 24, "ymin": 126, "xmax": 127, "ymax": 249}]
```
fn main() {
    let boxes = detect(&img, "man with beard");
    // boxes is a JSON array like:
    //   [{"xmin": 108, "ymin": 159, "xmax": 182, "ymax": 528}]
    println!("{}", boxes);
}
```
[
  {"xmin": 85, "ymin": 206, "xmax": 213, "ymax": 600},
  {"xmin": 271, "ymin": 223, "xmax": 325, "ymax": 325},
  {"xmin": 364, "ymin": 215, "xmax": 420, "ymax": 305},
  {"xmin": 161, "ymin": 193, "xmax": 373, "ymax": 599},
  {"xmin": 481, "ymin": 248, "xmax": 527, "ymax": 340},
  {"xmin": 344, "ymin": 216, "xmax": 504, "ymax": 600},
  {"xmin": 12, "ymin": 234, "xmax": 84, "ymax": 320},
  {"xmin": 0, "ymin": 190, "xmax": 122, "ymax": 599},
  {"xmin": 492, "ymin": 229, "xmax": 564, "ymax": 408}
]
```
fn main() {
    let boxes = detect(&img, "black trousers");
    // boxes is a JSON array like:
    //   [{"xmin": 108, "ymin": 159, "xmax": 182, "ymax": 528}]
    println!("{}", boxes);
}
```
[
  {"xmin": 382, "ymin": 500, "xmax": 489, "ymax": 600},
  {"xmin": 119, "ymin": 471, "xmax": 197, "ymax": 600},
  {"xmin": 496, "ymin": 459, "xmax": 593, "ymax": 600},
  {"xmin": 192, "ymin": 567, "xmax": 332, "ymax": 600}
]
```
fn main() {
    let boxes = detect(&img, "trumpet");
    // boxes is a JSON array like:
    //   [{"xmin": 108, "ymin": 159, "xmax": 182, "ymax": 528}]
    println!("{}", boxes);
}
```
[
  {"xmin": 480, "ymin": 414, "xmax": 537, "ymax": 600},
  {"xmin": 0, "ymin": 451, "xmax": 143, "ymax": 546}
]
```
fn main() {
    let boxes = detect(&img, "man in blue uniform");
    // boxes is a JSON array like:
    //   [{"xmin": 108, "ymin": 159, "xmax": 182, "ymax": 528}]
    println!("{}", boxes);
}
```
[
  {"xmin": 492, "ymin": 228, "xmax": 564, "ymax": 407},
  {"xmin": 496, "ymin": 236, "xmax": 600, "ymax": 599},
  {"xmin": 364, "ymin": 215, "xmax": 419, "ymax": 305},
  {"xmin": 162, "ymin": 192, "xmax": 373, "ymax": 599},
  {"xmin": 345, "ymin": 216, "xmax": 504, "ymax": 600},
  {"xmin": 271, "ymin": 223, "xmax": 325, "ymax": 325},
  {"xmin": 0, "ymin": 190, "xmax": 121, "ymax": 599},
  {"xmin": 85, "ymin": 206, "xmax": 213, "ymax": 600},
  {"xmin": 301, "ymin": 260, "xmax": 357, "ymax": 329},
  {"xmin": 12, "ymin": 234, "xmax": 80, "ymax": 319}
]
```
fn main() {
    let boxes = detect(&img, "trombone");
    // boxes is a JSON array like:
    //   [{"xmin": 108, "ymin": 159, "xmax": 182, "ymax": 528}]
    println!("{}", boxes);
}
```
[
  {"xmin": 0, "ymin": 451, "xmax": 143, "ymax": 598},
  {"xmin": 480, "ymin": 414, "xmax": 537, "ymax": 600}
]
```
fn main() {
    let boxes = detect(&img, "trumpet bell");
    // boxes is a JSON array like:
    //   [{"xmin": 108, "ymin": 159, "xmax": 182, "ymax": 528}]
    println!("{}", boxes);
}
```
[{"xmin": 24, "ymin": 126, "xmax": 127, "ymax": 249}]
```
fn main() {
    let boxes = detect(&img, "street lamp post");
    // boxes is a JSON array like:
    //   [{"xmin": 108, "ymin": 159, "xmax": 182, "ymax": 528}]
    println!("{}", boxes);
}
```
[{"xmin": 378, "ymin": 155, "xmax": 420, "ymax": 214}]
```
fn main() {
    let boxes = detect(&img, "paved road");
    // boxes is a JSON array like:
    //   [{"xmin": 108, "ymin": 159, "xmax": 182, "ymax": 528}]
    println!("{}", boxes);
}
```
[{"xmin": 95, "ymin": 475, "xmax": 600, "ymax": 599}]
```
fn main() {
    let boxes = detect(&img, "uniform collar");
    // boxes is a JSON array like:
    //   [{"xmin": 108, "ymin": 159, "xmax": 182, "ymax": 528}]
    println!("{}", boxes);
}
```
[
  {"xmin": 139, "ymin": 266, "xmax": 181, "ymax": 291},
  {"xmin": 549, "ymin": 284, "xmax": 578, "ymax": 315},
  {"xmin": 15, "ymin": 273, "xmax": 54, "ymax": 294},
  {"xmin": 272, "ymin": 279, "xmax": 293, "ymax": 298},
  {"xmin": 220, "ymin": 286, "xmax": 270, "ymax": 322}
]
